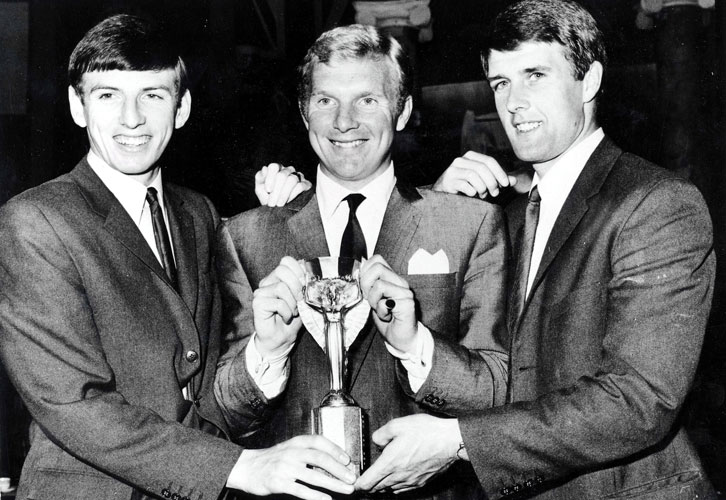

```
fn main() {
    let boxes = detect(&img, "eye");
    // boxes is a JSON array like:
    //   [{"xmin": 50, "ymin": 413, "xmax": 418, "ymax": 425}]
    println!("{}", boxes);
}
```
[
  {"xmin": 490, "ymin": 80, "xmax": 509, "ymax": 92},
  {"xmin": 97, "ymin": 92, "xmax": 115, "ymax": 100},
  {"xmin": 360, "ymin": 97, "xmax": 377, "ymax": 106},
  {"xmin": 529, "ymin": 71, "xmax": 545, "ymax": 81},
  {"xmin": 316, "ymin": 97, "xmax": 334, "ymax": 108}
]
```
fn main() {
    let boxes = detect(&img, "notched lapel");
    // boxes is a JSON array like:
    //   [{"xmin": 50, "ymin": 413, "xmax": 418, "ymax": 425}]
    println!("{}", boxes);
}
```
[
  {"xmin": 375, "ymin": 184, "xmax": 422, "ymax": 273},
  {"xmin": 166, "ymin": 193, "xmax": 199, "ymax": 317},
  {"xmin": 287, "ymin": 192, "xmax": 330, "ymax": 259},
  {"xmin": 529, "ymin": 137, "xmax": 623, "ymax": 294}
]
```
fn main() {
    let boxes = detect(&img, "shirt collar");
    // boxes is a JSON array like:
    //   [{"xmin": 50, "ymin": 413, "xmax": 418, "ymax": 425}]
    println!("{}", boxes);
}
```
[
  {"xmin": 316, "ymin": 162, "xmax": 396, "ymax": 219},
  {"xmin": 531, "ymin": 127, "xmax": 604, "ymax": 202},
  {"xmin": 87, "ymin": 150, "xmax": 165, "ymax": 225}
]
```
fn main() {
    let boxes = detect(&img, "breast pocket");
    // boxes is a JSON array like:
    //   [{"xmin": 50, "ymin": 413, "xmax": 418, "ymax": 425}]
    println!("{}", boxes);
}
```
[{"xmin": 405, "ymin": 272, "xmax": 458, "ymax": 338}]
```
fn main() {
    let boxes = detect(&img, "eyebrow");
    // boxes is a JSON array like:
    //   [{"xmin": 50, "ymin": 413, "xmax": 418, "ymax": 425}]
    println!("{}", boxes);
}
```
[
  {"xmin": 88, "ymin": 84, "xmax": 174, "ymax": 94},
  {"xmin": 488, "ymin": 65, "xmax": 552, "ymax": 82}
]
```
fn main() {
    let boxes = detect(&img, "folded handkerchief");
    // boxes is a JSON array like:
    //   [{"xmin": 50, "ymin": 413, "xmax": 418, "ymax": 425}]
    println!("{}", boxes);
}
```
[
  {"xmin": 407, "ymin": 248, "xmax": 449, "ymax": 275},
  {"xmin": 298, "ymin": 298, "xmax": 370, "ymax": 352}
]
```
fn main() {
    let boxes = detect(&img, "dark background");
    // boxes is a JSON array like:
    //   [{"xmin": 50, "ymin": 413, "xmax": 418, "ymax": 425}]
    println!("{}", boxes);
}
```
[{"xmin": 0, "ymin": 0, "xmax": 724, "ymax": 494}]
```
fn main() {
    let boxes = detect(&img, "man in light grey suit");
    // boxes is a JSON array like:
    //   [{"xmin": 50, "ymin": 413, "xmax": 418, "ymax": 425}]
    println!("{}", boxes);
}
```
[
  {"xmin": 355, "ymin": 1, "xmax": 717, "ymax": 499},
  {"xmin": 0, "ymin": 14, "xmax": 357, "ymax": 500},
  {"xmin": 215, "ymin": 24, "xmax": 509, "ymax": 499}
]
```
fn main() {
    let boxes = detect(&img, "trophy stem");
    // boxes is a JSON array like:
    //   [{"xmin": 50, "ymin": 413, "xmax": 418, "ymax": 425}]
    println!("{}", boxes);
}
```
[{"xmin": 321, "ymin": 312, "xmax": 357, "ymax": 406}]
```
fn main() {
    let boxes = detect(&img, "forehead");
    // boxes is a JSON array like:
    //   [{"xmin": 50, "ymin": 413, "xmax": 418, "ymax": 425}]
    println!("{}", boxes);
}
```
[
  {"xmin": 487, "ymin": 41, "xmax": 571, "ymax": 76},
  {"xmin": 311, "ymin": 57, "xmax": 391, "ymax": 94},
  {"xmin": 79, "ymin": 69, "xmax": 178, "ymax": 93}
]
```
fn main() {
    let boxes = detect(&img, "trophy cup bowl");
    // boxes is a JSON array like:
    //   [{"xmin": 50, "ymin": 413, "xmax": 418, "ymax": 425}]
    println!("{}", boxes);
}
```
[{"xmin": 304, "ymin": 257, "xmax": 366, "ymax": 476}]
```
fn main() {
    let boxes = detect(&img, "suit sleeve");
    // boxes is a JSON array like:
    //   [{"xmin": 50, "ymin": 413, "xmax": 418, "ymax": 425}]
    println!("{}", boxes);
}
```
[
  {"xmin": 460, "ymin": 180, "xmax": 715, "ymax": 497},
  {"xmin": 0, "ymin": 199, "xmax": 241, "ymax": 499},
  {"xmin": 214, "ymin": 222, "xmax": 279, "ymax": 440},
  {"xmin": 407, "ymin": 202, "xmax": 510, "ymax": 413}
]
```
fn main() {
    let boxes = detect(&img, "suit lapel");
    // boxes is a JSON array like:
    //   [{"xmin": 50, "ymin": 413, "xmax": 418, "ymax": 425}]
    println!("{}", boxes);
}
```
[
  {"xmin": 71, "ymin": 160, "xmax": 170, "ymax": 285},
  {"xmin": 287, "ymin": 191, "xmax": 330, "ymax": 259},
  {"xmin": 165, "ymin": 186, "xmax": 199, "ymax": 317},
  {"xmin": 528, "ymin": 137, "xmax": 623, "ymax": 299}
]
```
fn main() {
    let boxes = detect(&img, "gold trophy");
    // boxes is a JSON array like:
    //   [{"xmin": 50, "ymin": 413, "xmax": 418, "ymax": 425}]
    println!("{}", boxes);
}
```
[{"xmin": 304, "ymin": 257, "xmax": 366, "ymax": 476}]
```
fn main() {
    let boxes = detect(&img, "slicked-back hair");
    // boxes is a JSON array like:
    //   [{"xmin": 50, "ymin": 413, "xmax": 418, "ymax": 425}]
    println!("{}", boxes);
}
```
[
  {"xmin": 297, "ymin": 24, "xmax": 412, "ymax": 117},
  {"xmin": 482, "ymin": 0, "xmax": 607, "ymax": 81},
  {"xmin": 68, "ymin": 14, "xmax": 188, "ymax": 105}
]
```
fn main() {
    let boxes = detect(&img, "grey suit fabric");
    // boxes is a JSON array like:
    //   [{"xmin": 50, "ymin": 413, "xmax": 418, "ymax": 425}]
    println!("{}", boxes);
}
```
[
  {"xmin": 0, "ymin": 159, "xmax": 242, "ymax": 500},
  {"xmin": 215, "ymin": 183, "xmax": 509, "ymax": 499},
  {"xmin": 459, "ymin": 137, "xmax": 716, "ymax": 499}
]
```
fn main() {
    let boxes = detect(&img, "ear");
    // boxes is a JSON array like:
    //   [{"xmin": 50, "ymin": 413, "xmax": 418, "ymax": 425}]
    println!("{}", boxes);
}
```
[
  {"xmin": 174, "ymin": 90, "xmax": 192, "ymax": 129},
  {"xmin": 299, "ymin": 104, "xmax": 310, "ymax": 131},
  {"xmin": 582, "ymin": 61, "xmax": 603, "ymax": 104},
  {"xmin": 68, "ymin": 86, "xmax": 87, "ymax": 128},
  {"xmin": 395, "ymin": 96, "xmax": 413, "ymax": 132}
]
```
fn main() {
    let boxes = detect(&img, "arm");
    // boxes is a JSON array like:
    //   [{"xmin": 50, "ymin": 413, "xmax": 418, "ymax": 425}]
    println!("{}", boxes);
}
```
[
  {"xmin": 461, "ymin": 179, "xmax": 715, "ymax": 496},
  {"xmin": 0, "ymin": 200, "xmax": 240, "ymax": 499}
]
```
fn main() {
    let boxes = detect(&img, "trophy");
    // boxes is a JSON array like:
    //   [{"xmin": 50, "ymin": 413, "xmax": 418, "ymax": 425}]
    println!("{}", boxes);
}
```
[{"xmin": 304, "ymin": 257, "xmax": 366, "ymax": 476}]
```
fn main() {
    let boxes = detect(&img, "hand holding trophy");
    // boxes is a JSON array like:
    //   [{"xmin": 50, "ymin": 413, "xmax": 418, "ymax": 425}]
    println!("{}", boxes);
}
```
[{"xmin": 304, "ymin": 257, "xmax": 367, "ymax": 476}]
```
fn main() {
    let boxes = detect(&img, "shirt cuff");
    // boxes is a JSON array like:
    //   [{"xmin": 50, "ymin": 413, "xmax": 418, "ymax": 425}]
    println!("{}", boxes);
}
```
[
  {"xmin": 384, "ymin": 322, "xmax": 434, "ymax": 392},
  {"xmin": 245, "ymin": 333, "xmax": 293, "ymax": 399}
]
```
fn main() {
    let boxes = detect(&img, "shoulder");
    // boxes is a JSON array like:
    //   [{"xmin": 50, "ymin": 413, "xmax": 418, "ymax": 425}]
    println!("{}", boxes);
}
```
[
  {"xmin": 165, "ymin": 183, "xmax": 220, "ymax": 226},
  {"xmin": 414, "ymin": 186, "xmax": 504, "ymax": 220},
  {"xmin": 0, "ymin": 173, "xmax": 81, "ymax": 226}
]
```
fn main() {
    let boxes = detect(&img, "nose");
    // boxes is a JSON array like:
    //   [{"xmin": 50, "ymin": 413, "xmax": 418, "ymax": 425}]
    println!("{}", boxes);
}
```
[
  {"xmin": 121, "ymin": 98, "xmax": 146, "ymax": 128},
  {"xmin": 505, "ymin": 82, "xmax": 529, "ymax": 114},
  {"xmin": 333, "ymin": 104, "xmax": 359, "ymax": 132}
]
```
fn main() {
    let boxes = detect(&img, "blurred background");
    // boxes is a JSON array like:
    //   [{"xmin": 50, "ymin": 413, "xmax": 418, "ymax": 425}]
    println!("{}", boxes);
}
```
[{"xmin": 0, "ymin": 0, "xmax": 724, "ymax": 495}]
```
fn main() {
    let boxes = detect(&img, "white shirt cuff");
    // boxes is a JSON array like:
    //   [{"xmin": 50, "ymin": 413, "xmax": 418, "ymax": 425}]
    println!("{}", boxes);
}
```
[
  {"xmin": 245, "ymin": 333, "xmax": 293, "ymax": 399},
  {"xmin": 384, "ymin": 322, "xmax": 434, "ymax": 393}
]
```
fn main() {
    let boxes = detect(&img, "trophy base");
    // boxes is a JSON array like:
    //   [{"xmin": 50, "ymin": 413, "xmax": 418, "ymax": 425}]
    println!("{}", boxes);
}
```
[{"xmin": 312, "ymin": 405, "xmax": 366, "ymax": 476}]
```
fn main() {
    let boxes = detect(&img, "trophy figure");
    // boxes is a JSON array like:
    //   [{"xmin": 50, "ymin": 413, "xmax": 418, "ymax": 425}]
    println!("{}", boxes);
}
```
[{"xmin": 304, "ymin": 257, "xmax": 366, "ymax": 476}]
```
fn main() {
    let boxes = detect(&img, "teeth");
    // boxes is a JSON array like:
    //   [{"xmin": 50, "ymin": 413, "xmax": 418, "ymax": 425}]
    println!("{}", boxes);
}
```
[
  {"xmin": 116, "ymin": 136, "xmax": 150, "ymax": 146},
  {"xmin": 331, "ymin": 139, "xmax": 365, "ymax": 148},
  {"xmin": 515, "ymin": 122, "xmax": 541, "ymax": 133}
]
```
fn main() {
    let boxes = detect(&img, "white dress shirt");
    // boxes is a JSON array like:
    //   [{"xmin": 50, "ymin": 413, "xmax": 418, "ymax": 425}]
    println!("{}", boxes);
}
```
[
  {"xmin": 247, "ymin": 163, "xmax": 434, "ymax": 397},
  {"xmin": 526, "ymin": 128, "xmax": 605, "ymax": 296}
]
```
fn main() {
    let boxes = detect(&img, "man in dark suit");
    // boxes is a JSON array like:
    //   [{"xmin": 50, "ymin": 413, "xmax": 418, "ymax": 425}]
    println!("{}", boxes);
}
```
[
  {"xmin": 0, "ymin": 14, "xmax": 357, "ymax": 500},
  {"xmin": 214, "ymin": 24, "xmax": 509, "ymax": 499},
  {"xmin": 355, "ymin": 1, "xmax": 716, "ymax": 499}
]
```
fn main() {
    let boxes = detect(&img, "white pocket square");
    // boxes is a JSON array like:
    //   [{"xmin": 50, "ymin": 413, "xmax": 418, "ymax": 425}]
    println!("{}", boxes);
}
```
[{"xmin": 407, "ymin": 248, "xmax": 449, "ymax": 275}]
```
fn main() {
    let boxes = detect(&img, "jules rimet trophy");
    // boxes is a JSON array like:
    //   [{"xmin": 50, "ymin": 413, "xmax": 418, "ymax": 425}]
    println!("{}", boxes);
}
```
[{"xmin": 303, "ymin": 257, "xmax": 366, "ymax": 475}]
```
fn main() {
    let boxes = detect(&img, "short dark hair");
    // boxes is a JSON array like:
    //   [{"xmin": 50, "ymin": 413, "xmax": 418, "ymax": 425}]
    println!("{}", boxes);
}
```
[
  {"xmin": 297, "ymin": 24, "xmax": 412, "ymax": 117},
  {"xmin": 68, "ymin": 14, "xmax": 188, "ymax": 103},
  {"xmin": 482, "ymin": 0, "xmax": 607, "ymax": 81}
]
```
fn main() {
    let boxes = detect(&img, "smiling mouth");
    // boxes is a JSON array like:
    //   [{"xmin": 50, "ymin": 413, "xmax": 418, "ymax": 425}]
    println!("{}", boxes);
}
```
[
  {"xmin": 514, "ymin": 122, "xmax": 542, "ymax": 133},
  {"xmin": 115, "ymin": 135, "xmax": 151, "ymax": 147},
  {"xmin": 330, "ymin": 139, "xmax": 366, "ymax": 148}
]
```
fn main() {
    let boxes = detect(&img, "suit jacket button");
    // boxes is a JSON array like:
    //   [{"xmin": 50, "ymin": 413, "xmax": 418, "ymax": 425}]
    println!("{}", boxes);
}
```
[
  {"xmin": 512, "ymin": 483, "xmax": 522, "ymax": 492},
  {"xmin": 172, "ymin": 493, "xmax": 181, "ymax": 500},
  {"xmin": 500, "ymin": 486, "xmax": 511, "ymax": 496},
  {"xmin": 162, "ymin": 489, "xmax": 171, "ymax": 498},
  {"xmin": 185, "ymin": 350, "xmax": 199, "ymax": 362},
  {"xmin": 437, "ymin": 398, "xmax": 446, "ymax": 407}
]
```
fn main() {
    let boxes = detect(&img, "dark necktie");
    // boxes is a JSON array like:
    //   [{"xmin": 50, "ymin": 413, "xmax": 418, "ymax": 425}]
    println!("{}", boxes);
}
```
[
  {"xmin": 511, "ymin": 186, "xmax": 541, "ymax": 321},
  {"xmin": 339, "ymin": 193, "xmax": 367, "ymax": 262},
  {"xmin": 146, "ymin": 187, "xmax": 178, "ymax": 290}
]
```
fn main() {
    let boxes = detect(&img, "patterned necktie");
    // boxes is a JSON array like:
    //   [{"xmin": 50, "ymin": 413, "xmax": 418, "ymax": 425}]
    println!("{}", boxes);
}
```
[
  {"xmin": 146, "ymin": 187, "xmax": 178, "ymax": 290},
  {"xmin": 512, "ymin": 186, "xmax": 541, "ymax": 321},
  {"xmin": 339, "ymin": 193, "xmax": 367, "ymax": 262}
]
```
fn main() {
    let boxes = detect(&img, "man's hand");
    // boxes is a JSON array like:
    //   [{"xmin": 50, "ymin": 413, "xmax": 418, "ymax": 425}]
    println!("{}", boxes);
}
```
[
  {"xmin": 255, "ymin": 163, "xmax": 313, "ymax": 207},
  {"xmin": 253, "ymin": 256, "xmax": 306, "ymax": 356},
  {"xmin": 433, "ymin": 151, "xmax": 518, "ymax": 198},
  {"xmin": 355, "ymin": 414, "xmax": 464, "ymax": 494},
  {"xmin": 360, "ymin": 256, "xmax": 418, "ymax": 353},
  {"xmin": 227, "ymin": 435, "xmax": 356, "ymax": 500}
]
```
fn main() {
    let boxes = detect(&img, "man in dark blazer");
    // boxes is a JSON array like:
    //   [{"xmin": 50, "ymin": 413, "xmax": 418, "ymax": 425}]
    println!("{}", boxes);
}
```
[
  {"xmin": 355, "ymin": 1, "xmax": 717, "ymax": 499},
  {"xmin": 214, "ymin": 24, "xmax": 509, "ymax": 499},
  {"xmin": 0, "ymin": 14, "xmax": 357, "ymax": 500}
]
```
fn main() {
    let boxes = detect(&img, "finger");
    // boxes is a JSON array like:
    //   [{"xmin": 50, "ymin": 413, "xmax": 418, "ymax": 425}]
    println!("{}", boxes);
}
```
[
  {"xmin": 253, "ymin": 293, "xmax": 297, "ymax": 324},
  {"xmin": 267, "ymin": 167, "xmax": 292, "ymax": 207},
  {"xmin": 289, "ymin": 179, "xmax": 313, "ymax": 201},
  {"xmin": 254, "ymin": 166, "xmax": 270, "ymax": 205},
  {"xmin": 371, "ymin": 419, "xmax": 398, "ymax": 447},
  {"xmin": 263, "ymin": 163, "xmax": 282, "ymax": 194},
  {"xmin": 272, "ymin": 171, "xmax": 304, "ymax": 207},
  {"xmin": 280, "ymin": 479, "xmax": 335, "ymax": 500}
]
